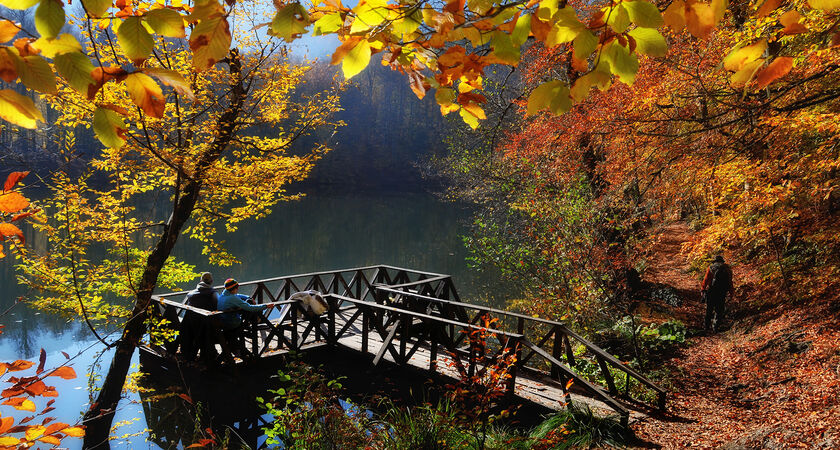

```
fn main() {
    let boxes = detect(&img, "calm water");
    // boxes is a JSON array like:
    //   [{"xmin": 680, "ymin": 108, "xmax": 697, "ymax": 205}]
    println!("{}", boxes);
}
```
[{"xmin": 0, "ymin": 187, "xmax": 511, "ymax": 448}]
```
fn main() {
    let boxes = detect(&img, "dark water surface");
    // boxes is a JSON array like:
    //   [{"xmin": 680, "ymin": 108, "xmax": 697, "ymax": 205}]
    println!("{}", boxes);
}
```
[{"xmin": 0, "ymin": 187, "xmax": 512, "ymax": 448}]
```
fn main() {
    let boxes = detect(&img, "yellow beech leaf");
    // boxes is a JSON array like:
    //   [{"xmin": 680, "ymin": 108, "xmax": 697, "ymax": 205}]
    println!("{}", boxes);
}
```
[
  {"xmin": 117, "ymin": 16, "xmax": 154, "ymax": 64},
  {"xmin": 730, "ymin": 58, "xmax": 763, "ymax": 86},
  {"xmin": 0, "ymin": 89, "xmax": 45, "ymax": 129},
  {"xmin": 145, "ymin": 8, "xmax": 186, "ymax": 38},
  {"xmin": 15, "ymin": 54, "xmax": 56, "ymax": 94},
  {"xmin": 0, "ymin": 437, "xmax": 20, "ymax": 446},
  {"xmin": 82, "ymin": 0, "xmax": 110, "ymax": 17},
  {"xmin": 271, "ymin": 3, "xmax": 310, "ymax": 42},
  {"xmin": 527, "ymin": 80, "xmax": 571, "ymax": 116},
  {"xmin": 342, "ymin": 39, "xmax": 370, "ymax": 79},
  {"xmin": 312, "ymin": 12, "xmax": 342, "ymax": 36},
  {"xmin": 62, "ymin": 426, "xmax": 85, "ymax": 437},
  {"xmin": 570, "ymin": 74, "xmax": 592, "ymax": 103},
  {"xmin": 54, "ymin": 51, "xmax": 95, "ymax": 94},
  {"xmin": 606, "ymin": 3, "xmax": 631, "ymax": 33},
  {"xmin": 143, "ymin": 67, "xmax": 195, "ymax": 100},
  {"xmin": 602, "ymin": 40, "xmax": 639, "ymax": 84},
  {"xmin": 0, "ymin": 20, "xmax": 20, "ymax": 43},
  {"xmin": 35, "ymin": 0, "xmax": 65, "ymax": 39},
  {"xmin": 350, "ymin": 0, "xmax": 389, "ymax": 34},
  {"xmin": 32, "ymin": 33, "xmax": 83, "ymax": 57},
  {"xmin": 125, "ymin": 72, "xmax": 165, "ymax": 118},
  {"xmin": 624, "ymin": 1, "xmax": 664, "ymax": 28},
  {"xmin": 93, "ymin": 106, "xmax": 127, "ymax": 148},
  {"xmin": 808, "ymin": 0, "xmax": 840, "ymax": 11},
  {"xmin": 25, "ymin": 425, "xmax": 46, "ymax": 441},
  {"xmin": 190, "ymin": 15, "xmax": 231, "ymax": 69},
  {"xmin": 723, "ymin": 39, "xmax": 767, "ymax": 71},
  {"xmin": 0, "ymin": 0, "xmax": 38, "ymax": 9},
  {"xmin": 459, "ymin": 106, "xmax": 480, "ymax": 129},
  {"xmin": 628, "ymin": 27, "xmax": 667, "ymax": 57}
]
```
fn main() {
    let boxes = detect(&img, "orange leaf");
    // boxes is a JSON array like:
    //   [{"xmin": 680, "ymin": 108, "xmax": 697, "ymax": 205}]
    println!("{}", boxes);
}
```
[
  {"xmin": 779, "ymin": 10, "xmax": 807, "ymax": 35},
  {"xmin": 46, "ymin": 366, "xmax": 76, "ymax": 380},
  {"xmin": 0, "ymin": 223, "xmax": 24, "ymax": 245},
  {"xmin": 330, "ymin": 37, "xmax": 362, "ymax": 66},
  {"xmin": 6, "ymin": 360, "xmax": 34, "ymax": 372},
  {"xmin": 10, "ymin": 210, "xmax": 35, "ymax": 222},
  {"xmin": 2, "ymin": 398, "xmax": 36, "ymax": 412},
  {"xmin": 686, "ymin": 2, "xmax": 716, "ymax": 39},
  {"xmin": 178, "ymin": 393, "xmax": 193, "ymax": 404},
  {"xmin": 44, "ymin": 422, "xmax": 69, "ymax": 435},
  {"xmin": 565, "ymin": 378, "xmax": 574, "ymax": 390},
  {"xmin": 0, "ymin": 417, "xmax": 14, "ymax": 434},
  {"xmin": 756, "ymin": 0, "xmax": 784, "ymax": 17},
  {"xmin": 24, "ymin": 380, "xmax": 46, "ymax": 396},
  {"xmin": 0, "ymin": 192, "xmax": 29, "ymax": 214},
  {"xmin": 60, "ymin": 426, "xmax": 85, "ymax": 437},
  {"xmin": 754, "ymin": 57, "xmax": 793, "ymax": 89},
  {"xmin": 38, "ymin": 435, "xmax": 62, "ymax": 445},
  {"xmin": 3, "ymin": 171, "xmax": 28, "ymax": 192}
]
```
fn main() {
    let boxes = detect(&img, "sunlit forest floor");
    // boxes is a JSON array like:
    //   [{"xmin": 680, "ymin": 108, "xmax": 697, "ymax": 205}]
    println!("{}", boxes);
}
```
[{"xmin": 630, "ymin": 224, "xmax": 840, "ymax": 448}]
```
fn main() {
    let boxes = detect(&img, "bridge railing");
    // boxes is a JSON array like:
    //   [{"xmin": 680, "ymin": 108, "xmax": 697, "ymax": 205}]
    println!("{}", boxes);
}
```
[
  {"xmin": 374, "ymin": 285, "xmax": 666, "ymax": 411},
  {"xmin": 146, "ymin": 265, "xmax": 458, "ymax": 360}
]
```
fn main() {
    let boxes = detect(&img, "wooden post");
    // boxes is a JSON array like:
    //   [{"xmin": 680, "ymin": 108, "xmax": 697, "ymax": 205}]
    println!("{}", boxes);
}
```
[
  {"xmin": 551, "ymin": 326, "xmax": 561, "ymax": 380},
  {"xmin": 399, "ymin": 313, "xmax": 408, "ymax": 364},
  {"xmin": 563, "ymin": 334, "xmax": 575, "ymax": 367},
  {"xmin": 596, "ymin": 355, "xmax": 618, "ymax": 395}
]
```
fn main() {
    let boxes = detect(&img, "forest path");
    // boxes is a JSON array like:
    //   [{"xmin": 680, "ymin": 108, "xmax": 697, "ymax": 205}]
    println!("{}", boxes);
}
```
[{"xmin": 630, "ymin": 223, "xmax": 840, "ymax": 448}]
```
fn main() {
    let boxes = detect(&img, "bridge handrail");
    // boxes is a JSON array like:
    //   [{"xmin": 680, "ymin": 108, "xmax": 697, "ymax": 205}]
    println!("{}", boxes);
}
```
[
  {"xmin": 153, "ymin": 265, "xmax": 450, "ymax": 299},
  {"xmin": 376, "ymin": 286, "xmax": 666, "ymax": 397},
  {"xmin": 152, "ymin": 296, "xmax": 296, "ymax": 316},
  {"xmin": 326, "ymin": 294, "xmax": 525, "ymax": 340}
]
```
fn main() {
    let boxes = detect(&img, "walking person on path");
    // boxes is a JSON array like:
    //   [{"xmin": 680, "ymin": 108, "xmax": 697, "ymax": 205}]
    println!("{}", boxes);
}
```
[{"xmin": 701, "ymin": 255, "xmax": 734, "ymax": 333}]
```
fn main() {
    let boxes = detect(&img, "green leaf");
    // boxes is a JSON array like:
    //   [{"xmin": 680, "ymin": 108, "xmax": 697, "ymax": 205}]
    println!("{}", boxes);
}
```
[
  {"xmin": 82, "ymin": 0, "xmax": 110, "ymax": 17},
  {"xmin": 527, "ymin": 80, "xmax": 571, "ymax": 116},
  {"xmin": 117, "ymin": 16, "xmax": 154, "ymax": 64},
  {"xmin": 491, "ymin": 31, "xmax": 519, "ymax": 64},
  {"xmin": 606, "ymin": 3, "xmax": 630, "ymax": 33},
  {"xmin": 350, "ymin": 0, "xmax": 389, "ymax": 34},
  {"xmin": 628, "ymin": 27, "xmax": 666, "ymax": 57},
  {"xmin": 54, "ymin": 51, "xmax": 95, "ymax": 94},
  {"xmin": 31, "ymin": 33, "xmax": 82, "ymax": 58},
  {"xmin": 313, "ymin": 12, "xmax": 342, "ymax": 36},
  {"xmin": 602, "ymin": 41, "xmax": 639, "ymax": 84},
  {"xmin": 0, "ymin": 0, "xmax": 39, "ymax": 10},
  {"xmin": 573, "ymin": 29, "xmax": 597, "ymax": 61},
  {"xmin": 0, "ymin": 89, "xmax": 44, "ymax": 128},
  {"xmin": 14, "ymin": 53, "xmax": 56, "ymax": 93},
  {"xmin": 342, "ymin": 39, "xmax": 370, "ymax": 79},
  {"xmin": 271, "ymin": 3, "xmax": 309, "ymax": 42},
  {"xmin": 190, "ymin": 16, "xmax": 231, "ymax": 69},
  {"xmin": 35, "ymin": 0, "xmax": 65, "ymax": 39},
  {"xmin": 624, "ymin": 1, "xmax": 664, "ymax": 28},
  {"xmin": 808, "ymin": 0, "xmax": 840, "ymax": 10},
  {"xmin": 145, "ymin": 8, "xmax": 185, "ymax": 38},
  {"xmin": 511, "ymin": 14, "xmax": 531, "ymax": 46},
  {"xmin": 93, "ymin": 106, "xmax": 127, "ymax": 148}
]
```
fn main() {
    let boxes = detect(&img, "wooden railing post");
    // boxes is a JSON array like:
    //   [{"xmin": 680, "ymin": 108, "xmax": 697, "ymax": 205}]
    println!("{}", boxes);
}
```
[
  {"xmin": 596, "ymin": 355, "xmax": 618, "ymax": 395},
  {"xmin": 551, "ymin": 325, "xmax": 562, "ymax": 380}
]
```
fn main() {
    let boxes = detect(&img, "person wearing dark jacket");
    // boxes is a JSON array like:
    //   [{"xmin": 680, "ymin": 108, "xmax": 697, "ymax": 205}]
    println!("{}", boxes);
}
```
[
  {"xmin": 178, "ymin": 272, "xmax": 219, "ymax": 362},
  {"xmin": 701, "ymin": 255, "xmax": 734, "ymax": 332}
]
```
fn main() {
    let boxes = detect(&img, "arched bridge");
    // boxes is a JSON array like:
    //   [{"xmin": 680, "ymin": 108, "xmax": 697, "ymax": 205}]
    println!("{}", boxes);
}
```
[{"xmin": 142, "ymin": 265, "xmax": 665, "ymax": 425}]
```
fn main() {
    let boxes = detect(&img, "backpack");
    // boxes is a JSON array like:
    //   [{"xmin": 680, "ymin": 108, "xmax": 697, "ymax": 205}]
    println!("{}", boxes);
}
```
[{"xmin": 708, "ymin": 262, "xmax": 732, "ymax": 295}]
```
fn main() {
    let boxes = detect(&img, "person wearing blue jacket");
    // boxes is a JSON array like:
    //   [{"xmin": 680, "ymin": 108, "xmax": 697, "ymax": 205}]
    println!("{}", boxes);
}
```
[{"xmin": 217, "ymin": 278, "xmax": 272, "ymax": 330}]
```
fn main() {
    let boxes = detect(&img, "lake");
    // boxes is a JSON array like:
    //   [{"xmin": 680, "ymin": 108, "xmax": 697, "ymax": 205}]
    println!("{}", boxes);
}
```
[{"xmin": 0, "ymin": 186, "xmax": 513, "ymax": 448}]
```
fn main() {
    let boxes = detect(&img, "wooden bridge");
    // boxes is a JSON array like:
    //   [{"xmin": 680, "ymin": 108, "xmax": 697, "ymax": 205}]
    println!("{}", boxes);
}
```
[{"xmin": 142, "ymin": 265, "xmax": 665, "ymax": 425}]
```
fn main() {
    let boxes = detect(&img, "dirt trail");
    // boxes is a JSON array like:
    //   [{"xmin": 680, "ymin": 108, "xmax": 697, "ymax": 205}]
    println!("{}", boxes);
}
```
[{"xmin": 630, "ymin": 223, "xmax": 840, "ymax": 448}]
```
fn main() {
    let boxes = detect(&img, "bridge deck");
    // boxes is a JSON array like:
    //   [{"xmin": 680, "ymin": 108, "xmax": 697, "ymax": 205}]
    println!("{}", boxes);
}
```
[{"xmin": 144, "ymin": 265, "xmax": 664, "ymax": 425}]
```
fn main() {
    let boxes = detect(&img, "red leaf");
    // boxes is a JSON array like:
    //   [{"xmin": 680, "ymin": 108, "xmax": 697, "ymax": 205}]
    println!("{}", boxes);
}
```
[
  {"xmin": 178, "ymin": 393, "xmax": 193, "ymax": 404},
  {"xmin": 61, "ymin": 351, "xmax": 70, "ymax": 360},
  {"xmin": 3, "ymin": 171, "xmax": 28, "ymax": 192},
  {"xmin": 19, "ymin": 416, "xmax": 34, "ymax": 424},
  {"xmin": 37, "ymin": 348, "xmax": 46, "ymax": 374}
]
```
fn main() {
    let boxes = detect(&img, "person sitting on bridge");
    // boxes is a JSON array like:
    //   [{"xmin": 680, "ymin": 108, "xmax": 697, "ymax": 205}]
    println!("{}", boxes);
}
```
[
  {"xmin": 701, "ymin": 255, "xmax": 735, "ymax": 333},
  {"xmin": 179, "ymin": 272, "xmax": 219, "ymax": 363},
  {"xmin": 217, "ymin": 278, "xmax": 273, "ymax": 330}
]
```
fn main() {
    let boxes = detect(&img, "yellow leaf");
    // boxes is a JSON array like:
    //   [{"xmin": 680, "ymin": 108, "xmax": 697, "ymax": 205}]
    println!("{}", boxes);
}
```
[
  {"xmin": 0, "ymin": 88, "xmax": 45, "ymax": 129},
  {"xmin": 808, "ymin": 0, "xmax": 840, "ymax": 11},
  {"xmin": 82, "ymin": 0, "xmax": 111, "ymax": 17},
  {"xmin": 25, "ymin": 425, "xmax": 46, "ymax": 441},
  {"xmin": 189, "ymin": 15, "xmax": 231, "ymax": 69},
  {"xmin": 730, "ymin": 58, "xmax": 763, "ymax": 87},
  {"xmin": 15, "ymin": 54, "xmax": 57, "ymax": 94},
  {"xmin": 0, "ymin": 0, "xmax": 38, "ymax": 9},
  {"xmin": 0, "ymin": 437, "xmax": 20, "ymax": 446},
  {"xmin": 342, "ymin": 39, "xmax": 370, "ymax": 79},
  {"xmin": 270, "ymin": 3, "xmax": 310, "ymax": 41},
  {"xmin": 16, "ymin": 399, "xmax": 36, "ymax": 412},
  {"xmin": 35, "ymin": 0, "xmax": 65, "ymax": 39},
  {"xmin": 143, "ymin": 67, "xmax": 195, "ymax": 100},
  {"xmin": 350, "ymin": 0, "xmax": 389, "ymax": 34},
  {"xmin": 117, "ymin": 16, "xmax": 154, "ymax": 64},
  {"xmin": 145, "ymin": 8, "xmax": 185, "ymax": 38},
  {"xmin": 624, "ymin": 1, "xmax": 664, "ymax": 28},
  {"xmin": 527, "ymin": 80, "xmax": 571, "ymax": 116},
  {"xmin": 93, "ymin": 106, "xmax": 127, "ymax": 148},
  {"xmin": 54, "ymin": 51, "xmax": 95, "ymax": 94},
  {"xmin": 32, "ymin": 33, "xmax": 83, "ymax": 57},
  {"xmin": 125, "ymin": 72, "xmax": 165, "ymax": 118},
  {"xmin": 723, "ymin": 39, "xmax": 767, "ymax": 71},
  {"xmin": 61, "ymin": 426, "xmax": 85, "ymax": 437}
]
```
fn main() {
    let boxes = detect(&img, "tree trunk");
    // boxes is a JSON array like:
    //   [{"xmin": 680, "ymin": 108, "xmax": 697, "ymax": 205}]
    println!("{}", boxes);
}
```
[{"xmin": 82, "ymin": 50, "xmax": 246, "ymax": 448}]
